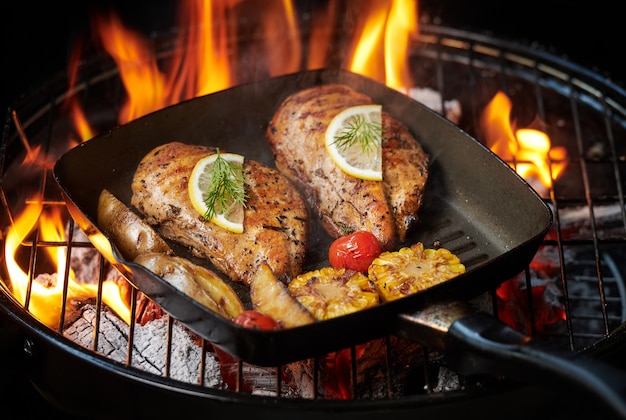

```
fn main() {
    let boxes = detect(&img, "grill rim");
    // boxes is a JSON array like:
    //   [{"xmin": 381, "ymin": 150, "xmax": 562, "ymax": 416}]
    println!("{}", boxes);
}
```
[{"xmin": 2, "ymin": 22, "xmax": 626, "ymax": 417}]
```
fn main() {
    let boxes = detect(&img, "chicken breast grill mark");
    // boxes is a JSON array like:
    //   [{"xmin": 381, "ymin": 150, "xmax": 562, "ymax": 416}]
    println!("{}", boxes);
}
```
[
  {"xmin": 130, "ymin": 141, "xmax": 309, "ymax": 286},
  {"xmin": 266, "ymin": 84, "xmax": 428, "ymax": 250}
]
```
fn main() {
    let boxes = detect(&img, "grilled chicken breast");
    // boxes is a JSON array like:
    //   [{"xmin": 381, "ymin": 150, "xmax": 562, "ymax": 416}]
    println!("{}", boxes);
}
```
[
  {"xmin": 131, "ymin": 141, "xmax": 309, "ymax": 285},
  {"xmin": 266, "ymin": 84, "xmax": 428, "ymax": 250}
]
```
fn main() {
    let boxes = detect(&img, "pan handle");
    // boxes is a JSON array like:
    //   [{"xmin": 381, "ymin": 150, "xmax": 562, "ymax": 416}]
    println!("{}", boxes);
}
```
[{"xmin": 397, "ymin": 306, "xmax": 626, "ymax": 418}]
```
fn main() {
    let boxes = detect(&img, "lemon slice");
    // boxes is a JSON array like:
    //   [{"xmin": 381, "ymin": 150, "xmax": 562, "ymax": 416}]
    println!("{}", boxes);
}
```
[
  {"xmin": 325, "ymin": 104, "xmax": 383, "ymax": 181},
  {"xmin": 188, "ymin": 152, "xmax": 246, "ymax": 233}
]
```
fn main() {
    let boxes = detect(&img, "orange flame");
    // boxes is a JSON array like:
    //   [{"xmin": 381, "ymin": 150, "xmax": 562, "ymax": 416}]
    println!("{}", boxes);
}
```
[
  {"xmin": 66, "ymin": 0, "xmax": 418, "ymax": 136},
  {"xmin": 4, "ymin": 195, "xmax": 131, "ymax": 328},
  {"xmin": 7, "ymin": 0, "xmax": 421, "ymax": 336},
  {"xmin": 480, "ymin": 91, "xmax": 568, "ymax": 193},
  {"xmin": 348, "ymin": 0, "xmax": 418, "ymax": 90},
  {"xmin": 2, "ymin": 1, "xmax": 576, "ymax": 394},
  {"xmin": 0, "ymin": 3, "xmax": 430, "ymax": 383},
  {"xmin": 94, "ymin": 11, "xmax": 169, "ymax": 123}
]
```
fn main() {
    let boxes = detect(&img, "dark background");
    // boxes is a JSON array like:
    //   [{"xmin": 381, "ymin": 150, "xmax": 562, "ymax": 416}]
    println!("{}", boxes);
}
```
[
  {"xmin": 1, "ymin": 0, "xmax": 624, "ymax": 112},
  {"xmin": 0, "ymin": 0, "xmax": 624, "ymax": 416}
]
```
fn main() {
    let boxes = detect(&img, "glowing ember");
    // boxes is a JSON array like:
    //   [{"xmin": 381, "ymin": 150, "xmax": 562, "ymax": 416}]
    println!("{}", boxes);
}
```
[
  {"xmin": 480, "ymin": 91, "xmax": 568, "ymax": 194},
  {"xmin": 496, "ymin": 261, "xmax": 566, "ymax": 335},
  {"xmin": 481, "ymin": 91, "xmax": 568, "ymax": 331}
]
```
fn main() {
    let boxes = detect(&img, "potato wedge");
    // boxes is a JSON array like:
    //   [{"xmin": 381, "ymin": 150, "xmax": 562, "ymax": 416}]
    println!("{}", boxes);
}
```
[
  {"xmin": 97, "ymin": 189, "xmax": 172, "ymax": 260},
  {"xmin": 250, "ymin": 263, "xmax": 316, "ymax": 328},
  {"xmin": 134, "ymin": 252, "xmax": 244, "ymax": 319}
]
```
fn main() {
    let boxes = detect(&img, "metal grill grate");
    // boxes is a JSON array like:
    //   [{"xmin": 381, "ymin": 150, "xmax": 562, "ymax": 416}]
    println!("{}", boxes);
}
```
[{"xmin": 2, "ymin": 23, "xmax": 626, "ymax": 416}]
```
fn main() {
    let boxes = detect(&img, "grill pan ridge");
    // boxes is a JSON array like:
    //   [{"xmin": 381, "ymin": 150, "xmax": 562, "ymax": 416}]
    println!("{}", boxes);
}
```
[{"xmin": 2, "ymin": 23, "xmax": 626, "ymax": 418}]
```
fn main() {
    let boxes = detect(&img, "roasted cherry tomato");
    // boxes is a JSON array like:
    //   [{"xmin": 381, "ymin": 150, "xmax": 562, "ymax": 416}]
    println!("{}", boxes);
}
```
[
  {"xmin": 232, "ymin": 310, "xmax": 280, "ymax": 330},
  {"xmin": 328, "ymin": 231, "xmax": 382, "ymax": 273},
  {"xmin": 214, "ymin": 310, "xmax": 280, "ymax": 391},
  {"xmin": 214, "ymin": 310, "xmax": 279, "ymax": 366}
]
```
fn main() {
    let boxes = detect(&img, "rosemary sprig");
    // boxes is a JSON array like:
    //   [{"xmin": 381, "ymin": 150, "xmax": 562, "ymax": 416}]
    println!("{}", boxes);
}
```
[
  {"xmin": 203, "ymin": 148, "xmax": 247, "ymax": 221},
  {"xmin": 332, "ymin": 115, "xmax": 383, "ymax": 153}
]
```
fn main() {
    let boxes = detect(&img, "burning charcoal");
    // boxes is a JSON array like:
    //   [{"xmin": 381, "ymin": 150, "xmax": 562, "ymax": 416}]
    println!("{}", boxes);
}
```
[
  {"xmin": 433, "ymin": 366, "xmax": 461, "ymax": 392},
  {"xmin": 64, "ymin": 304, "xmax": 223, "ymax": 387},
  {"xmin": 135, "ymin": 292, "xmax": 167, "ymax": 325},
  {"xmin": 558, "ymin": 204, "xmax": 625, "ymax": 239},
  {"xmin": 407, "ymin": 87, "xmax": 462, "ymax": 124},
  {"xmin": 69, "ymin": 224, "xmax": 121, "ymax": 285},
  {"xmin": 283, "ymin": 337, "xmax": 427, "ymax": 400},
  {"xmin": 496, "ymin": 245, "xmax": 567, "ymax": 336},
  {"xmin": 216, "ymin": 361, "xmax": 293, "ymax": 397}
]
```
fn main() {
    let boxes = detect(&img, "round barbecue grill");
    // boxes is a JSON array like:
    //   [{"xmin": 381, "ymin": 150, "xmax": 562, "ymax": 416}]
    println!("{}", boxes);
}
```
[{"xmin": 2, "ymin": 2, "xmax": 626, "ymax": 418}]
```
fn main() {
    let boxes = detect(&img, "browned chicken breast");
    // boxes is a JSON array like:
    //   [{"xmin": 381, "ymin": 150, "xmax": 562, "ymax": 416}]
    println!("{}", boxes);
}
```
[
  {"xmin": 131, "ymin": 141, "xmax": 309, "ymax": 285},
  {"xmin": 266, "ymin": 84, "xmax": 428, "ymax": 250}
]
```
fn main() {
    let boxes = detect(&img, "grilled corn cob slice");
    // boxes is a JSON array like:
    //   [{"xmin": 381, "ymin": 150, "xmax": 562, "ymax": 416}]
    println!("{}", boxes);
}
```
[
  {"xmin": 288, "ymin": 266, "xmax": 380, "ymax": 320},
  {"xmin": 368, "ymin": 242, "xmax": 465, "ymax": 302}
]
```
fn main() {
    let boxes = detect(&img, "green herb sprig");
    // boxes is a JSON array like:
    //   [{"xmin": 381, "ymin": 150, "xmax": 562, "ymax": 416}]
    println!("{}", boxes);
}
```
[
  {"xmin": 332, "ymin": 115, "xmax": 383, "ymax": 154},
  {"xmin": 203, "ymin": 148, "xmax": 247, "ymax": 221}
]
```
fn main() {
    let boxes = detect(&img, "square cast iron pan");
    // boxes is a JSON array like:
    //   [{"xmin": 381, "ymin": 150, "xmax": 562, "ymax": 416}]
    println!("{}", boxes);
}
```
[{"xmin": 53, "ymin": 69, "xmax": 552, "ymax": 366}]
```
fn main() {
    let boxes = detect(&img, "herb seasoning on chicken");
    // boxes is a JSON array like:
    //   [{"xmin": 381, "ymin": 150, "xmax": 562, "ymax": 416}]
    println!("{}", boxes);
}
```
[
  {"xmin": 130, "ymin": 141, "xmax": 309, "ymax": 285},
  {"xmin": 266, "ymin": 84, "xmax": 428, "ymax": 250}
]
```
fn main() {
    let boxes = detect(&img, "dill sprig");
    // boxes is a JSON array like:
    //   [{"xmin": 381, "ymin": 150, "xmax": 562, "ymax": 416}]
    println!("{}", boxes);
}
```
[
  {"xmin": 332, "ymin": 115, "xmax": 383, "ymax": 153},
  {"xmin": 203, "ymin": 148, "xmax": 247, "ymax": 221}
]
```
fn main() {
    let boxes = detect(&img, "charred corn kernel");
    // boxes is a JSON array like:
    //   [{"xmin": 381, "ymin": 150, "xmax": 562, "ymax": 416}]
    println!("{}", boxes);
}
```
[
  {"xmin": 288, "ymin": 266, "xmax": 380, "ymax": 320},
  {"xmin": 368, "ymin": 242, "xmax": 466, "ymax": 302}
]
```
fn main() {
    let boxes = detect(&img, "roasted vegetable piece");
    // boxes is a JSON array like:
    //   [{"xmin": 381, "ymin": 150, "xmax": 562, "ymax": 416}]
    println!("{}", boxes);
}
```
[
  {"xmin": 288, "ymin": 266, "xmax": 379, "ymax": 320},
  {"xmin": 213, "ymin": 310, "xmax": 279, "ymax": 364},
  {"xmin": 249, "ymin": 263, "xmax": 316, "ymax": 328},
  {"xmin": 232, "ymin": 310, "xmax": 280, "ymax": 330},
  {"xmin": 328, "ymin": 231, "xmax": 382, "ymax": 273},
  {"xmin": 134, "ymin": 252, "xmax": 244, "ymax": 319},
  {"xmin": 368, "ymin": 242, "xmax": 466, "ymax": 302},
  {"xmin": 97, "ymin": 189, "xmax": 172, "ymax": 260}
]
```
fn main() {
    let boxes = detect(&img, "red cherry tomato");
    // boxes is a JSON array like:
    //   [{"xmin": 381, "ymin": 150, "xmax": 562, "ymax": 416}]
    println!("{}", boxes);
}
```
[
  {"xmin": 232, "ymin": 310, "xmax": 280, "ymax": 330},
  {"xmin": 328, "ymin": 231, "xmax": 382, "ymax": 273},
  {"xmin": 213, "ymin": 310, "xmax": 279, "ymax": 366},
  {"xmin": 214, "ymin": 310, "xmax": 280, "ymax": 391}
]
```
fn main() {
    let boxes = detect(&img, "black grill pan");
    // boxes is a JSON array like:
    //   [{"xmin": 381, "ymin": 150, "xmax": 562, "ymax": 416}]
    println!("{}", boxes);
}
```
[{"xmin": 54, "ymin": 69, "xmax": 551, "ymax": 364}]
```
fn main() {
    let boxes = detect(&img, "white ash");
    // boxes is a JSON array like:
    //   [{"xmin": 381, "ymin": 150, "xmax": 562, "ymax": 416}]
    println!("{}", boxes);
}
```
[
  {"xmin": 64, "ymin": 304, "xmax": 223, "ymax": 387},
  {"xmin": 64, "ymin": 304, "xmax": 310, "ymax": 397},
  {"xmin": 407, "ymin": 87, "xmax": 462, "ymax": 125},
  {"xmin": 558, "ymin": 203, "xmax": 623, "ymax": 228},
  {"xmin": 433, "ymin": 365, "xmax": 461, "ymax": 392},
  {"xmin": 61, "ymin": 210, "xmax": 471, "ymax": 398}
]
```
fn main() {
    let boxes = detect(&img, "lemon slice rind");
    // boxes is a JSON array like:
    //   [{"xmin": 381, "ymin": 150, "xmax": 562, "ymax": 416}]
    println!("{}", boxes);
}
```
[
  {"xmin": 188, "ymin": 152, "xmax": 245, "ymax": 234},
  {"xmin": 325, "ymin": 104, "xmax": 383, "ymax": 181}
]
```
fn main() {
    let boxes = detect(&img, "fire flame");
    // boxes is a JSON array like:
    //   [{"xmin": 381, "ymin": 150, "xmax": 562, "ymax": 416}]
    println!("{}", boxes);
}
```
[
  {"xmin": 4, "ymin": 0, "xmax": 418, "ymax": 337},
  {"xmin": 480, "ymin": 91, "xmax": 569, "ymax": 333},
  {"xmin": 4, "ymin": 194, "xmax": 130, "ymax": 328},
  {"xmin": 480, "ymin": 91, "xmax": 568, "ymax": 194},
  {"xmin": 4, "ymin": 1, "xmax": 566, "ymax": 392},
  {"xmin": 65, "ymin": 0, "xmax": 419, "ymax": 133}
]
